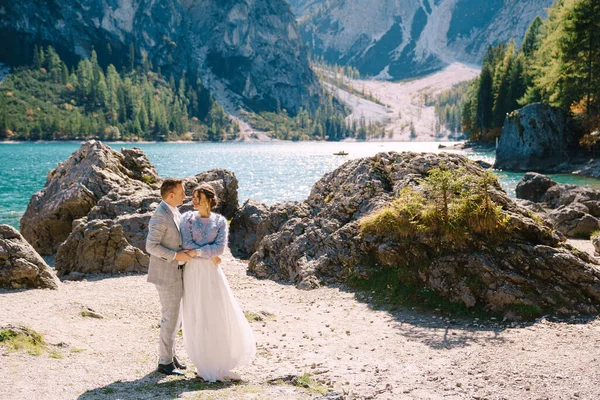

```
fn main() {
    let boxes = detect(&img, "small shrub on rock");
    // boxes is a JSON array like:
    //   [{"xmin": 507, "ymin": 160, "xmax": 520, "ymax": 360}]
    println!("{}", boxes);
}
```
[{"xmin": 360, "ymin": 166, "xmax": 511, "ymax": 255}]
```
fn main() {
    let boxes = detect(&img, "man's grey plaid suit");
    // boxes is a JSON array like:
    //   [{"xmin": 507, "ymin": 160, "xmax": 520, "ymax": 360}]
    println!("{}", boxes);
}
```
[{"xmin": 146, "ymin": 201, "xmax": 184, "ymax": 364}]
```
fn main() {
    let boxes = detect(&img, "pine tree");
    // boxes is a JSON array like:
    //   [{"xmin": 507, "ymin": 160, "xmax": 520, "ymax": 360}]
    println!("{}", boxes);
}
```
[
  {"xmin": 474, "ymin": 67, "xmax": 494, "ymax": 134},
  {"xmin": 492, "ymin": 42, "xmax": 515, "ymax": 129},
  {"xmin": 561, "ymin": 0, "xmax": 600, "ymax": 116},
  {"xmin": 60, "ymin": 63, "xmax": 69, "ymax": 85},
  {"xmin": 522, "ymin": 16, "xmax": 544, "ymax": 57},
  {"xmin": 33, "ymin": 45, "xmax": 43, "ymax": 69}
]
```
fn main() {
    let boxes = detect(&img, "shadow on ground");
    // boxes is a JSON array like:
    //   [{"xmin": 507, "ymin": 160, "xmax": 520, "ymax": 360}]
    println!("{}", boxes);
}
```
[
  {"xmin": 78, "ymin": 371, "xmax": 238, "ymax": 400},
  {"xmin": 341, "ymin": 282, "xmax": 600, "ymax": 350}
]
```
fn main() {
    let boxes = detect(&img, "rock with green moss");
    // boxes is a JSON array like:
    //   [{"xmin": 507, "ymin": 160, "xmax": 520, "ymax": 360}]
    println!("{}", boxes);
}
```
[{"xmin": 249, "ymin": 152, "xmax": 600, "ymax": 318}]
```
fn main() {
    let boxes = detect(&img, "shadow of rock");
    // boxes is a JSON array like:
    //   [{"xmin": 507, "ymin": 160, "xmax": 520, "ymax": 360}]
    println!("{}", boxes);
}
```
[{"xmin": 332, "ymin": 282, "xmax": 600, "ymax": 350}]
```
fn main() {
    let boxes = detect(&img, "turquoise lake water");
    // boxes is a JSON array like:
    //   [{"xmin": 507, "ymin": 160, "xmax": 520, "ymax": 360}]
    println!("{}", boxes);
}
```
[{"xmin": 3, "ymin": 141, "xmax": 600, "ymax": 230}]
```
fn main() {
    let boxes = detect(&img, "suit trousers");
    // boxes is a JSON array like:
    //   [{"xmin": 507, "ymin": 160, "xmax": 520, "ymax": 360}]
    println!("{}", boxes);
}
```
[{"xmin": 155, "ymin": 272, "xmax": 184, "ymax": 365}]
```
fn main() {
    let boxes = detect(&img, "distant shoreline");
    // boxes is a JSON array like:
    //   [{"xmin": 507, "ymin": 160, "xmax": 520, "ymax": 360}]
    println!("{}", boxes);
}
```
[{"xmin": 0, "ymin": 139, "xmax": 470, "ymax": 145}]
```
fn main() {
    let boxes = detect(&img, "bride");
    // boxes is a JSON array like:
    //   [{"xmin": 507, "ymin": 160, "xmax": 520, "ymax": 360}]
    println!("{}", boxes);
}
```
[{"xmin": 180, "ymin": 183, "xmax": 256, "ymax": 382}]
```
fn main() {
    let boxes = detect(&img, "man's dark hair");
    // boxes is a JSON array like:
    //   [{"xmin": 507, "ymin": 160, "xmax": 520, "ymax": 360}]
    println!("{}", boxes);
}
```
[{"xmin": 160, "ymin": 178, "xmax": 183, "ymax": 199}]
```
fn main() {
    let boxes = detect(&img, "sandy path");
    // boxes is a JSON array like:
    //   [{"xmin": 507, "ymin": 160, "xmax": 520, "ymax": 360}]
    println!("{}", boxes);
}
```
[{"xmin": 2, "ymin": 249, "xmax": 600, "ymax": 400}]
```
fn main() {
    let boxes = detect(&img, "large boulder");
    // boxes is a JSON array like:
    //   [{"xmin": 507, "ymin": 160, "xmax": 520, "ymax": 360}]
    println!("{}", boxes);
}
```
[
  {"xmin": 20, "ymin": 141, "xmax": 159, "ymax": 256},
  {"xmin": 248, "ymin": 152, "xmax": 600, "ymax": 317},
  {"xmin": 229, "ymin": 200, "xmax": 309, "ymax": 260},
  {"xmin": 54, "ymin": 218, "xmax": 149, "ymax": 279},
  {"xmin": 495, "ymin": 103, "xmax": 576, "ymax": 171},
  {"xmin": 0, "ymin": 225, "xmax": 59, "ymax": 290},
  {"xmin": 544, "ymin": 184, "xmax": 600, "ymax": 212},
  {"xmin": 516, "ymin": 172, "xmax": 558, "ymax": 202},
  {"xmin": 54, "ymin": 185, "xmax": 160, "ymax": 277},
  {"xmin": 250, "ymin": 152, "xmax": 490, "ymax": 287},
  {"xmin": 181, "ymin": 169, "xmax": 239, "ymax": 219},
  {"xmin": 23, "ymin": 141, "xmax": 239, "ymax": 278},
  {"xmin": 548, "ymin": 206, "xmax": 599, "ymax": 239},
  {"xmin": 229, "ymin": 200, "xmax": 270, "ymax": 258}
]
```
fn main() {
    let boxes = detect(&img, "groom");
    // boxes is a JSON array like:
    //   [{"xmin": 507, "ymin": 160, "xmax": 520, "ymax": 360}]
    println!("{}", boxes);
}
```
[{"xmin": 146, "ymin": 178, "xmax": 191, "ymax": 375}]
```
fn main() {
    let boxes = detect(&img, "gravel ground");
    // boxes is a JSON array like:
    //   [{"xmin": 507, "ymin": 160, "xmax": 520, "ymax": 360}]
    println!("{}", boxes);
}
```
[{"xmin": 1, "ymin": 248, "xmax": 600, "ymax": 400}]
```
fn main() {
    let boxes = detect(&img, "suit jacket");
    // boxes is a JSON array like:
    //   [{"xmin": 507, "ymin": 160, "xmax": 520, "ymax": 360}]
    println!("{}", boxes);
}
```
[{"xmin": 146, "ymin": 201, "xmax": 183, "ymax": 286}]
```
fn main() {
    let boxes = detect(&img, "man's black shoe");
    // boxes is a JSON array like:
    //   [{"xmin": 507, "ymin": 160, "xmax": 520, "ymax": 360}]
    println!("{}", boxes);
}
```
[
  {"xmin": 157, "ymin": 362, "xmax": 184, "ymax": 376},
  {"xmin": 173, "ymin": 356, "xmax": 187, "ymax": 370}
]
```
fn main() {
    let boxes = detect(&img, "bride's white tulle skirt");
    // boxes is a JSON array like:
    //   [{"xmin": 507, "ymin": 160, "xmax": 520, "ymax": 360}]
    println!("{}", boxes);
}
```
[{"xmin": 182, "ymin": 258, "xmax": 256, "ymax": 382}]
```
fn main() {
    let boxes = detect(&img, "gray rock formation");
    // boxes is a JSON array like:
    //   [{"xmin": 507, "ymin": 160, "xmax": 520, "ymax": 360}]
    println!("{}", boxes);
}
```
[
  {"xmin": 516, "ymin": 173, "xmax": 600, "ymax": 238},
  {"xmin": 55, "ymin": 217, "xmax": 149, "ymax": 278},
  {"xmin": 244, "ymin": 152, "xmax": 600, "ymax": 317},
  {"xmin": 549, "ymin": 206, "xmax": 599, "ymax": 238},
  {"xmin": 23, "ymin": 141, "xmax": 238, "ymax": 277},
  {"xmin": 181, "ymin": 169, "xmax": 239, "ymax": 219},
  {"xmin": 516, "ymin": 172, "xmax": 558, "ymax": 203},
  {"xmin": 20, "ymin": 141, "xmax": 159, "ymax": 256},
  {"xmin": 230, "ymin": 200, "xmax": 311, "ymax": 260},
  {"xmin": 495, "ymin": 103, "xmax": 576, "ymax": 171},
  {"xmin": 229, "ymin": 200, "xmax": 270, "ymax": 258},
  {"xmin": 0, "ymin": 225, "xmax": 59, "ymax": 290},
  {"xmin": 593, "ymin": 234, "xmax": 600, "ymax": 256},
  {"xmin": 0, "ymin": 0, "xmax": 321, "ymax": 114}
]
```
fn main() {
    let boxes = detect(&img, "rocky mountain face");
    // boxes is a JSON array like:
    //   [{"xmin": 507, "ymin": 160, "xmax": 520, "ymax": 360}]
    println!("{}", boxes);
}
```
[
  {"xmin": 0, "ymin": 0, "xmax": 321, "ymax": 114},
  {"xmin": 294, "ymin": 0, "xmax": 553, "ymax": 80},
  {"xmin": 288, "ymin": 0, "xmax": 323, "ymax": 18}
]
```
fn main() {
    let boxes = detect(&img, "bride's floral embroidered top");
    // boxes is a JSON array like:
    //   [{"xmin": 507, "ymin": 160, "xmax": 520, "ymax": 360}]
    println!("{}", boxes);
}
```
[{"xmin": 181, "ymin": 211, "xmax": 228, "ymax": 258}]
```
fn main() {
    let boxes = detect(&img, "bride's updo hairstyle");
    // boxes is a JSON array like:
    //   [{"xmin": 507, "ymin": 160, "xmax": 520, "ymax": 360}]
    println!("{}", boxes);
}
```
[{"xmin": 193, "ymin": 183, "xmax": 219, "ymax": 210}]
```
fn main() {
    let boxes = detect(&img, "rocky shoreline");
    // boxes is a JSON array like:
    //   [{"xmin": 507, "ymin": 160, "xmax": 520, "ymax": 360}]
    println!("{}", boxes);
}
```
[{"xmin": 5, "ymin": 141, "xmax": 600, "ymax": 319}]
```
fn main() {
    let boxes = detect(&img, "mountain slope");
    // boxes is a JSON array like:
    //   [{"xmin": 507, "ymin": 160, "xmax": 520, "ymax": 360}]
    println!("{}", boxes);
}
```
[
  {"xmin": 0, "ymin": 0, "xmax": 321, "ymax": 115},
  {"xmin": 297, "ymin": 0, "xmax": 553, "ymax": 80}
]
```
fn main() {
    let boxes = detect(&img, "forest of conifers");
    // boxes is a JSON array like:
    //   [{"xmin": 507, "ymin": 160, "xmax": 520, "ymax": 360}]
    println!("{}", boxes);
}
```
[
  {"xmin": 455, "ymin": 0, "xmax": 600, "ymax": 146},
  {"xmin": 0, "ymin": 46, "xmax": 386, "ymax": 141}
]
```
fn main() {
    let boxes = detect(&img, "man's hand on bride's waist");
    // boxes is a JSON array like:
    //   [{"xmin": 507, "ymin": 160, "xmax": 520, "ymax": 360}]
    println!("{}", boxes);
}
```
[
  {"xmin": 184, "ymin": 249, "xmax": 198, "ymax": 258},
  {"xmin": 182, "ymin": 250, "xmax": 221, "ymax": 265}
]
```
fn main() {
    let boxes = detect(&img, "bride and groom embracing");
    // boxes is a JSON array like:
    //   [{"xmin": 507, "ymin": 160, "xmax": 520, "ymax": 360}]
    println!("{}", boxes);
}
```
[{"xmin": 146, "ymin": 178, "xmax": 256, "ymax": 382}]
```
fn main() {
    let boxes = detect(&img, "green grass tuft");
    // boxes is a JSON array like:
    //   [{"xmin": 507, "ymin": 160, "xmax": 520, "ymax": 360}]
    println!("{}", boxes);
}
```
[
  {"xmin": 0, "ymin": 326, "xmax": 46, "ymax": 356},
  {"xmin": 244, "ymin": 311, "xmax": 264, "ymax": 322},
  {"xmin": 294, "ymin": 373, "xmax": 328, "ymax": 394}
]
